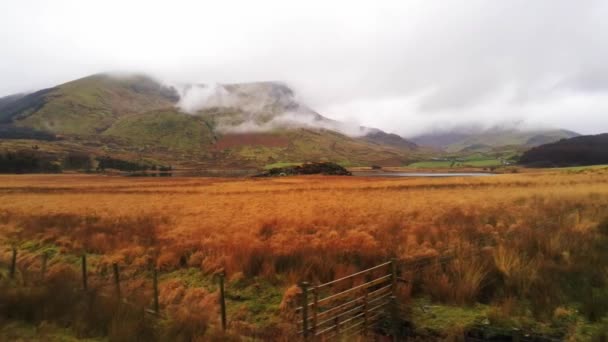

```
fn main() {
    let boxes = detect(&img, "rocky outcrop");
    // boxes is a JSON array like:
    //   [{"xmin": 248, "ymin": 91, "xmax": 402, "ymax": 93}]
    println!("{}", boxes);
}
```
[{"xmin": 255, "ymin": 162, "xmax": 352, "ymax": 177}]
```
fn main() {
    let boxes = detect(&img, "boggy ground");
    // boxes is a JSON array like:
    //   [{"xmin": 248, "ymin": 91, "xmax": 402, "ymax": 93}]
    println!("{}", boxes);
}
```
[{"xmin": 0, "ymin": 169, "xmax": 607, "ymax": 340}]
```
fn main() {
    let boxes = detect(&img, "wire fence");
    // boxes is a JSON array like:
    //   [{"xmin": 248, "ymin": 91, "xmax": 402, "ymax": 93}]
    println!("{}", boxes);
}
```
[
  {"xmin": 1, "ymin": 246, "xmax": 228, "ymax": 330},
  {"xmin": 2, "ymin": 238, "xmax": 572, "ymax": 341}
]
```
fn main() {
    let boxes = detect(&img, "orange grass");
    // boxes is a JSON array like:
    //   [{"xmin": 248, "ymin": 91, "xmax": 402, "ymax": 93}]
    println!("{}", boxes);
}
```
[
  {"xmin": 1, "ymin": 170, "xmax": 608, "ymax": 335},
  {"xmin": 1, "ymin": 172, "xmax": 607, "ymax": 278}
]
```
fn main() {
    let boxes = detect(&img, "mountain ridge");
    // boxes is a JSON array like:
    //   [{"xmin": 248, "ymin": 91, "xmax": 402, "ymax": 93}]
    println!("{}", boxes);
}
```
[
  {"xmin": 520, "ymin": 133, "xmax": 608, "ymax": 167},
  {"xmin": 0, "ymin": 73, "xmax": 417, "ymax": 169},
  {"xmin": 411, "ymin": 127, "xmax": 579, "ymax": 152}
]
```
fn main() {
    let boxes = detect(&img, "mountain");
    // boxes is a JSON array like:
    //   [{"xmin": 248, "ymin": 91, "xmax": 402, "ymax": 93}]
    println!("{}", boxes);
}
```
[
  {"xmin": 2, "ymin": 74, "xmax": 179, "ymax": 135},
  {"xmin": 519, "ymin": 133, "xmax": 608, "ymax": 167},
  {"xmin": 411, "ymin": 127, "xmax": 579, "ymax": 152},
  {"xmin": 0, "ymin": 73, "xmax": 417, "ymax": 170},
  {"xmin": 0, "ymin": 93, "xmax": 26, "ymax": 112},
  {"xmin": 363, "ymin": 129, "xmax": 418, "ymax": 149}
]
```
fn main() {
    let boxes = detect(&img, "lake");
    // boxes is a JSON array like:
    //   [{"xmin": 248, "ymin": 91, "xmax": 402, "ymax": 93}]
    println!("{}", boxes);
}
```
[{"xmin": 353, "ymin": 172, "xmax": 496, "ymax": 177}]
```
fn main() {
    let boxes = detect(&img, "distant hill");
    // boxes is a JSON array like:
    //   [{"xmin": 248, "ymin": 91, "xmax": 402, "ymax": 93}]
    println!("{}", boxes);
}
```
[
  {"xmin": 519, "ymin": 133, "xmax": 608, "ymax": 167},
  {"xmin": 363, "ymin": 129, "xmax": 418, "ymax": 149},
  {"xmin": 411, "ymin": 127, "xmax": 579, "ymax": 152},
  {"xmin": 0, "ymin": 73, "xmax": 417, "ymax": 170},
  {"xmin": 458, "ymin": 143, "xmax": 493, "ymax": 153}
]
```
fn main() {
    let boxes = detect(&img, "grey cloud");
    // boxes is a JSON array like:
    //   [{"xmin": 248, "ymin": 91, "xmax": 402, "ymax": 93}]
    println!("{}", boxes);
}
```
[
  {"xmin": 1, "ymin": 0, "xmax": 607, "ymax": 136},
  {"xmin": 561, "ymin": 68, "xmax": 608, "ymax": 93}
]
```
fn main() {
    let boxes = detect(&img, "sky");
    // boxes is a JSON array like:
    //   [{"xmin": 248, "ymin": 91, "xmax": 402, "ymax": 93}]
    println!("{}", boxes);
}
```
[{"xmin": 1, "ymin": 0, "xmax": 608, "ymax": 136}]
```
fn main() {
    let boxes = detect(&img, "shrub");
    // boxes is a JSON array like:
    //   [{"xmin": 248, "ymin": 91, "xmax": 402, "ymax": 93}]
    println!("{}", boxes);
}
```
[
  {"xmin": 493, "ymin": 245, "xmax": 540, "ymax": 296},
  {"xmin": 162, "ymin": 306, "xmax": 210, "ymax": 341},
  {"xmin": 108, "ymin": 304, "xmax": 157, "ymax": 341}
]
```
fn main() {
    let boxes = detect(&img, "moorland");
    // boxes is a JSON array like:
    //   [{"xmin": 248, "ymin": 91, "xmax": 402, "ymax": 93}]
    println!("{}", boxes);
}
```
[{"xmin": 0, "ymin": 167, "xmax": 607, "ymax": 340}]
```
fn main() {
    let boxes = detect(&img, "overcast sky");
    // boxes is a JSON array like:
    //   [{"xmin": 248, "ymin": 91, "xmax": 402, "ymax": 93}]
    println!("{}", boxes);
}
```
[{"xmin": 1, "ymin": 0, "xmax": 608, "ymax": 136}]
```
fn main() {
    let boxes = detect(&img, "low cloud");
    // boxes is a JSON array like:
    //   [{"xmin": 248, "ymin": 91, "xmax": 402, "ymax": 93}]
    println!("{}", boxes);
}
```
[
  {"xmin": 1, "ymin": 0, "xmax": 608, "ymax": 136},
  {"xmin": 175, "ymin": 84, "xmax": 235, "ymax": 113},
  {"xmin": 174, "ymin": 82, "xmax": 371, "ymax": 137},
  {"xmin": 216, "ymin": 111, "xmax": 369, "ymax": 137}
]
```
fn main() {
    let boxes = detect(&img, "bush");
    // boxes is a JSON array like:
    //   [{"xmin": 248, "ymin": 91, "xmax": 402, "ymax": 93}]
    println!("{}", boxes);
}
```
[
  {"xmin": 63, "ymin": 152, "xmax": 92, "ymax": 170},
  {"xmin": 0, "ymin": 150, "xmax": 61, "ymax": 173},
  {"xmin": 161, "ymin": 307, "xmax": 209, "ymax": 342},
  {"xmin": 96, "ymin": 156, "xmax": 149, "ymax": 171},
  {"xmin": 582, "ymin": 287, "xmax": 608, "ymax": 322},
  {"xmin": 108, "ymin": 304, "xmax": 157, "ymax": 342}
]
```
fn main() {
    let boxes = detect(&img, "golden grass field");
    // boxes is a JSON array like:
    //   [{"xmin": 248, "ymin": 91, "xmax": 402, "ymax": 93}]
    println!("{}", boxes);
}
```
[{"xmin": 1, "ymin": 169, "xmax": 608, "ymax": 340}]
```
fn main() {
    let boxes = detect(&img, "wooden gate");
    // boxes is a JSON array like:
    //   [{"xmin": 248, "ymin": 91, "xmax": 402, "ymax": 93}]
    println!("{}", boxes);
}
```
[{"xmin": 296, "ymin": 259, "xmax": 401, "ymax": 340}]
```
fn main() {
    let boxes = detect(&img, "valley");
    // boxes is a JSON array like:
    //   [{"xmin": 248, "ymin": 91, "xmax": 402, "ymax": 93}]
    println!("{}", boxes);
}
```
[
  {"xmin": 2, "ymin": 76, "xmax": 603, "ymax": 339},
  {"xmin": 0, "ymin": 73, "xmax": 586, "ymax": 175},
  {"xmin": 2, "ymin": 2, "xmax": 608, "ymax": 340}
]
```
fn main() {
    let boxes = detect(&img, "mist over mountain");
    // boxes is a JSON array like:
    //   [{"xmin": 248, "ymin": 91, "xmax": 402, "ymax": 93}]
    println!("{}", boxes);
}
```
[
  {"xmin": 1, "ymin": 72, "xmax": 588, "ymax": 170},
  {"xmin": 2, "ymin": 1, "xmax": 608, "ymax": 137},
  {"xmin": 172, "ymin": 82, "xmax": 373, "ymax": 137},
  {"xmin": 411, "ymin": 124, "xmax": 579, "ymax": 152},
  {"xmin": 0, "ymin": 73, "xmax": 418, "ymax": 168}
]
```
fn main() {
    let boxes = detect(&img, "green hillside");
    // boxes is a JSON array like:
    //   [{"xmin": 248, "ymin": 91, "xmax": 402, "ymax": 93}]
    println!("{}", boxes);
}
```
[
  {"xmin": 12, "ymin": 74, "xmax": 178, "ymax": 135},
  {"xmin": 103, "ymin": 109, "xmax": 216, "ymax": 152},
  {"xmin": 412, "ymin": 128, "xmax": 579, "ymax": 152},
  {"xmin": 211, "ymin": 129, "xmax": 411, "ymax": 168},
  {"xmin": 0, "ymin": 73, "xmax": 417, "ymax": 169},
  {"xmin": 447, "ymin": 130, "xmax": 578, "ymax": 152}
]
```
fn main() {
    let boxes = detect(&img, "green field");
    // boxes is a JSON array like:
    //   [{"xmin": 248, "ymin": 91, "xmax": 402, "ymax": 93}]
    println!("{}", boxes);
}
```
[
  {"xmin": 408, "ymin": 157, "xmax": 503, "ymax": 168},
  {"xmin": 558, "ymin": 164, "xmax": 608, "ymax": 172}
]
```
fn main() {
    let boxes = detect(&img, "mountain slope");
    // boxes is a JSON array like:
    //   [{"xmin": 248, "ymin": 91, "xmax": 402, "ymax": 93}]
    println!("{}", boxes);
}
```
[
  {"xmin": 7, "ymin": 74, "xmax": 178, "ymax": 135},
  {"xmin": 519, "ymin": 133, "xmax": 608, "ymax": 167},
  {"xmin": 0, "ymin": 73, "xmax": 416, "ymax": 168},
  {"xmin": 411, "ymin": 128, "xmax": 579, "ymax": 152},
  {"xmin": 363, "ymin": 129, "xmax": 418, "ymax": 149},
  {"xmin": 103, "ymin": 109, "xmax": 216, "ymax": 152},
  {"xmin": 0, "ymin": 93, "xmax": 26, "ymax": 115},
  {"xmin": 0, "ymin": 88, "xmax": 55, "ymax": 124},
  {"xmin": 212, "ymin": 129, "xmax": 411, "ymax": 167}
]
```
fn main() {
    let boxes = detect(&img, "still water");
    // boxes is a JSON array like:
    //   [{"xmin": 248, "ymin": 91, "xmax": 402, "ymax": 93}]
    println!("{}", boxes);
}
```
[{"xmin": 354, "ymin": 172, "xmax": 495, "ymax": 177}]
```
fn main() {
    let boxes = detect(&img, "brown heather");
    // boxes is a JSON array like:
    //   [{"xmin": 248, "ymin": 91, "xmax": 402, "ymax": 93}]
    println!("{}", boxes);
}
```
[{"xmin": 0, "ymin": 170, "xmax": 607, "ymax": 339}]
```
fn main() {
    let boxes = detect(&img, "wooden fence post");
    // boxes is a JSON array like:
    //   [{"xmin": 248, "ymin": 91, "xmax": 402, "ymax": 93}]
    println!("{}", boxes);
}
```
[
  {"xmin": 112, "ymin": 262, "xmax": 121, "ymax": 299},
  {"xmin": 390, "ymin": 258, "xmax": 399, "ymax": 341},
  {"xmin": 391, "ymin": 258, "xmax": 398, "ymax": 296},
  {"xmin": 81, "ymin": 254, "xmax": 88, "ymax": 291},
  {"xmin": 219, "ymin": 272, "xmax": 227, "ymax": 331},
  {"xmin": 153, "ymin": 267, "xmax": 159, "ymax": 314},
  {"xmin": 299, "ymin": 281, "xmax": 309, "ymax": 339},
  {"xmin": 390, "ymin": 295, "xmax": 399, "ymax": 342},
  {"xmin": 9, "ymin": 247, "xmax": 16, "ymax": 279},
  {"xmin": 311, "ymin": 286, "xmax": 318, "ymax": 337}
]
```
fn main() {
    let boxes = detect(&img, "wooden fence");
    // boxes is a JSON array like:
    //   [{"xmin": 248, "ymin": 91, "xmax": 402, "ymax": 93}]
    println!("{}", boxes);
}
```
[
  {"xmin": 294, "ymin": 247, "xmax": 568, "ymax": 342},
  {"xmin": 2, "ymin": 246, "xmax": 228, "ymax": 330},
  {"xmin": 6, "ymin": 243, "xmax": 566, "ymax": 341},
  {"xmin": 296, "ymin": 259, "xmax": 402, "ymax": 340},
  {"xmin": 295, "ymin": 251, "xmax": 461, "ymax": 341}
]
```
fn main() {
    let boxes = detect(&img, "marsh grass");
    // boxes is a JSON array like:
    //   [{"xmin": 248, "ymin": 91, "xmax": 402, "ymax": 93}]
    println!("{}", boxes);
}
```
[{"xmin": 0, "ymin": 172, "xmax": 607, "ymax": 338}]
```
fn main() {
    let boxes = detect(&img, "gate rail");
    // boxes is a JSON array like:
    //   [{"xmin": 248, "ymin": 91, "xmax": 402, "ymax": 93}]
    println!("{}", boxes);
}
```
[{"xmin": 296, "ymin": 259, "xmax": 400, "ymax": 340}]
